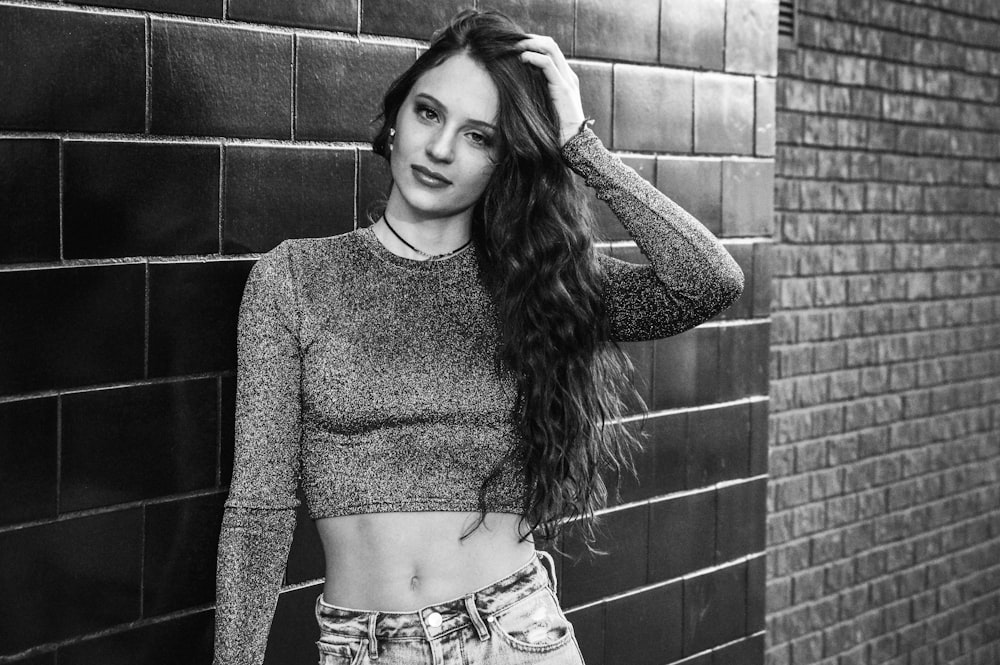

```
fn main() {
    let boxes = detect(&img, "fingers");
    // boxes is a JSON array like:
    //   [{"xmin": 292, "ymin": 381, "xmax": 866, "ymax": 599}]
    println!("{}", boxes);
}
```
[{"xmin": 517, "ymin": 35, "xmax": 577, "ymax": 85}]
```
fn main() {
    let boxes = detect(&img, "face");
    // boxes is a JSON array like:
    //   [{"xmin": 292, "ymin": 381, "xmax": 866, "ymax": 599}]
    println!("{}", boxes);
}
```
[{"xmin": 386, "ymin": 52, "xmax": 500, "ymax": 224}]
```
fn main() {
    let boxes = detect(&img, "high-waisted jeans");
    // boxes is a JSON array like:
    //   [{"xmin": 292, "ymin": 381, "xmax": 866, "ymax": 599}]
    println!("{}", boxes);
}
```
[{"xmin": 314, "ymin": 551, "xmax": 586, "ymax": 665}]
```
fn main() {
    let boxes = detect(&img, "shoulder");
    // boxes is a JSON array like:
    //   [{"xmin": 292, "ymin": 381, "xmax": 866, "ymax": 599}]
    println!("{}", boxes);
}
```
[{"xmin": 259, "ymin": 230, "xmax": 368, "ymax": 277}]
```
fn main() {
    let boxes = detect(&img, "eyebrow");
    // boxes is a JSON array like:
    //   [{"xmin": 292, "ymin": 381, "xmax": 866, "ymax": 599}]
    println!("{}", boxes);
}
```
[{"xmin": 414, "ymin": 93, "xmax": 497, "ymax": 132}]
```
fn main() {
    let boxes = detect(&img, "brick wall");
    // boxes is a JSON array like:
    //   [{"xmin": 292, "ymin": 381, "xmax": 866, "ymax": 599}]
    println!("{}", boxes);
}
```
[
  {"xmin": 768, "ymin": 1, "xmax": 1000, "ymax": 663},
  {"xmin": 0, "ymin": 1, "xmax": 775, "ymax": 663}
]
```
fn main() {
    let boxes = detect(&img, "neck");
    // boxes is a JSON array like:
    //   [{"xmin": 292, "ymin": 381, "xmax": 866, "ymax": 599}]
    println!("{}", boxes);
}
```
[{"xmin": 376, "ymin": 205, "xmax": 473, "ymax": 261}]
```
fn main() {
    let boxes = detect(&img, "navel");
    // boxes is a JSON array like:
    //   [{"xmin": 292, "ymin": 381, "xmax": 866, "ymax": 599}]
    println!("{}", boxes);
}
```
[{"xmin": 410, "ymin": 575, "xmax": 421, "ymax": 591}]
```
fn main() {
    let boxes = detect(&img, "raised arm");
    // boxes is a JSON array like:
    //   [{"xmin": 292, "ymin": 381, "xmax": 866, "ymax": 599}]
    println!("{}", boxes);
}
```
[
  {"xmin": 561, "ymin": 129, "xmax": 745, "ymax": 342},
  {"xmin": 214, "ymin": 241, "xmax": 303, "ymax": 665}
]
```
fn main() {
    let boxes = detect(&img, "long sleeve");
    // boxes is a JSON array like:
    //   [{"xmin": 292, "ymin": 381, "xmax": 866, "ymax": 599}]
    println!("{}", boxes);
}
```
[
  {"xmin": 214, "ymin": 240, "xmax": 303, "ymax": 665},
  {"xmin": 561, "ymin": 128, "xmax": 745, "ymax": 342}
]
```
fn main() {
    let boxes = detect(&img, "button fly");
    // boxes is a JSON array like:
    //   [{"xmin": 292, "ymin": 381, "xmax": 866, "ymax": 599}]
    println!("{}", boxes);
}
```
[{"xmin": 425, "ymin": 611, "xmax": 443, "ymax": 628}]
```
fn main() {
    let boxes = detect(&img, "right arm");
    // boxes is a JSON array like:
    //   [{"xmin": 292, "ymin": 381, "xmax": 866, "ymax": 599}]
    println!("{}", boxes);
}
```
[{"xmin": 214, "ymin": 241, "xmax": 303, "ymax": 665}]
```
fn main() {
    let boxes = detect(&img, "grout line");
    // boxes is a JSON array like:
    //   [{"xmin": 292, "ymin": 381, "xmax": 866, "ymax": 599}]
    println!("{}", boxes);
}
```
[{"xmin": 216, "ymin": 376, "xmax": 223, "ymax": 487}]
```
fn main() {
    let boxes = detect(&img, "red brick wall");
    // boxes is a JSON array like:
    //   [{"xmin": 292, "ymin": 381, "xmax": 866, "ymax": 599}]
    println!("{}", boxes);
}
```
[
  {"xmin": 0, "ymin": 1, "xmax": 775, "ymax": 663},
  {"xmin": 768, "ymin": 1, "xmax": 1000, "ymax": 663}
]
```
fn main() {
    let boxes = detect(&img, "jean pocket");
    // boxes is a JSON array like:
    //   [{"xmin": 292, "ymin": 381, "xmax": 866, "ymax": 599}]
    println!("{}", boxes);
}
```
[
  {"xmin": 316, "ymin": 638, "xmax": 367, "ymax": 665},
  {"xmin": 487, "ymin": 588, "xmax": 576, "ymax": 654}
]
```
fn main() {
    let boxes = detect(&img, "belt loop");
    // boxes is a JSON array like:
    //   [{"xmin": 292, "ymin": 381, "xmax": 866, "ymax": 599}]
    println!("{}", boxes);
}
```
[
  {"xmin": 537, "ymin": 550, "xmax": 558, "ymax": 597},
  {"xmin": 367, "ymin": 612, "xmax": 379, "ymax": 660},
  {"xmin": 465, "ymin": 595, "xmax": 490, "ymax": 641}
]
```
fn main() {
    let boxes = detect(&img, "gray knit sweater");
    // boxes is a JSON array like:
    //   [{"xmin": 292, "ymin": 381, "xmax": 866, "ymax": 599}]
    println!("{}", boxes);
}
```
[{"xmin": 213, "ymin": 128, "xmax": 744, "ymax": 663}]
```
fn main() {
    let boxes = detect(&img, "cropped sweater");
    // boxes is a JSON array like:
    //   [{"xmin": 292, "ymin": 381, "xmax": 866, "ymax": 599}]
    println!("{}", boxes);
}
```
[{"xmin": 213, "ymin": 128, "xmax": 744, "ymax": 664}]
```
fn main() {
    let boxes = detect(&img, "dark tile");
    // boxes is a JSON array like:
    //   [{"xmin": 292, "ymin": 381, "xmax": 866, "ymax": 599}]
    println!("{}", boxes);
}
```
[
  {"xmin": 649, "ymin": 490, "xmax": 715, "ymax": 581},
  {"xmin": 716, "ymin": 243, "xmax": 753, "ymax": 320},
  {"xmin": 755, "ymin": 77, "xmax": 776, "ymax": 156},
  {"xmin": 719, "ymin": 322, "xmax": 769, "ymax": 401},
  {"xmin": 86, "ymin": 0, "xmax": 222, "ymax": 18},
  {"xmin": 721, "ymin": 160, "xmax": 774, "ymax": 237},
  {"xmin": 0, "ymin": 6, "xmax": 144, "ymax": 132},
  {"xmin": 565, "ymin": 603, "xmax": 604, "ymax": 665},
  {"xmin": 683, "ymin": 563, "xmax": 746, "ymax": 655},
  {"xmin": 605, "ymin": 582, "xmax": 683, "ymax": 664},
  {"xmin": 144, "ymin": 493, "xmax": 227, "ymax": 615},
  {"xmin": 713, "ymin": 634, "xmax": 764, "ymax": 665},
  {"xmin": 64, "ymin": 141, "xmax": 220, "ymax": 259},
  {"xmin": 695, "ymin": 73, "xmax": 755, "ymax": 155},
  {"xmin": 716, "ymin": 478, "xmax": 766, "ymax": 562},
  {"xmin": 651, "ymin": 327, "xmax": 719, "ymax": 410},
  {"xmin": 361, "ymin": 0, "xmax": 473, "ymax": 40},
  {"xmin": 575, "ymin": 61, "xmax": 613, "ymax": 146},
  {"xmin": 151, "ymin": 20, "xmax": 292, "ymax": 139},
  {"xmin": 0, "ymin": 509, "xmax": 142, "ymax": 652},
  {"xmin": 224, "ymin": 146, "xmax": 355, "ymax": 254},
  {"xmin": 577, "ymin": 0, "xmax": 659, "ymax": 63},
  {"xmin": 656, "ymin": 157, "xmax": 722, "ymax": 236},
  {"xmin": 725, "ymin": 0, "xmax": 778, "ymax": 76},
  {"xmin": 0, "ymin": 265, "xmax": 145, "ymax": 396},
  {"xmin": 749, "ymin": 400, "xmax": 768, "ymax": 476},
  {"xmin": 560, "ymin": 505, "xmax": 649, "ymax": 607},
  {"xmin": 220, "ymin": 375, "xmax": 236, "ymax": 487},
  {"xmin": 751, "ymin": 241, "xmax": 773, "ymax": 316},
  {"xmin": 61, "ymin": 381, "xmax": 218, "ymax": 512},
  {"xmin": 660, "ymin": 0, "xmax": 725, "ymax": 69},
  {"xmin": 594, "ymin": 157, "xmax": 656, "ymax": 240},
  {"xmin": 746, "ymin": 555, "xmax": 765, "ymax": 633},
  {"xmin": 685, "ymin": 403, "xmax": 750, "ymax": 489},
  {"xmin": 264, "ymin": 583, "xmax": 324, "ymax": 665},
  {"xmin": 625, "ymin": 411, "xmax": 686, "ymax": 502},
  {"xmin": 229, "ymin": 0, "xmax": 357, "ymax": 31},
  {"xmin": 479, "ymin": 0, "xmax": 574, "ymax": 54},
  {"xmin": 297, "ymin": 37, "xmax": 415, "ymax": 141},
  {"xmin": 148, "ymin": 260, "xmax": 255, "ymax": 377},
  {"xmin": 285, "ymin": 502, "xmax": 326, "ymax": 584},
  {"xmin": 59, "ymin": 610, "xmax": 214, "ymax": 665},
  {"xmin": 614, "ymin": 66, "xmax": 693, "ymax": 152},
  {"xmin": 0, "ymin": 398, "xmax": 57, "ymax": 526},
  {"xmin": 0, "ymin": 139, "xmax": 60, "ymax": 263},
  {"xmin": 358, "ymin": 148, "xmax": 392, "ymax": 223}
]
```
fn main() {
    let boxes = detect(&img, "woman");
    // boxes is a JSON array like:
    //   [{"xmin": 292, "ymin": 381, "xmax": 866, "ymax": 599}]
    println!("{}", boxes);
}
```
[{"xmin": 214, "ymin": 9, "xmax": 743, "ymax": 665}]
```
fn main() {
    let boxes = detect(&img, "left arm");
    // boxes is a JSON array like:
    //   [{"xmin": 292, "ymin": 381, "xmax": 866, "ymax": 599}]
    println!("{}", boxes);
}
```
[
  {"xmin": 562, "ymin": 128, "xmax": 744, "ymax": 342},
  {"xmin": 519, "ymin": 34, "xmax": 744, "ymax": 343}
]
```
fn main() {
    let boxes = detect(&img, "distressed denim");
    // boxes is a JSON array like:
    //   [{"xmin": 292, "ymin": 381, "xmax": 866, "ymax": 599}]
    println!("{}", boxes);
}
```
[{"xmin": 315, "ymin": 551, "xmax": 586, "ymax": 665}]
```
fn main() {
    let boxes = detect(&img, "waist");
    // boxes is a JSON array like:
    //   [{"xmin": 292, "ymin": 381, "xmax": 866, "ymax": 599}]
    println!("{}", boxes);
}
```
[
  {"xmin": 317, "ymin": 511, "xmax": 535, "ymax": 611},
  {"xmin": 315, "ymin": 551, "xmax": 555, "ymax": 641}
]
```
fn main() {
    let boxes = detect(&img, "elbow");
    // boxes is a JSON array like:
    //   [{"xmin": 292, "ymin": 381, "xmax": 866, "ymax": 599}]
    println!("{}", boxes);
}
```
[{"xmin": 711, "ymin": 253, "xmax": 745, "ymax": 312}]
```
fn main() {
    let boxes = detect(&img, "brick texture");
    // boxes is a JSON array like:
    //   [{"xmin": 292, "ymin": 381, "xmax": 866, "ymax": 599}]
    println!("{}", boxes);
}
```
[
  {"xmin": 768, "ymin": 1, "xmax": 1000, "ymax": 664},
  {"xmin": 0, "ymin": 1, "xmax": 774, "ymax": 663}
]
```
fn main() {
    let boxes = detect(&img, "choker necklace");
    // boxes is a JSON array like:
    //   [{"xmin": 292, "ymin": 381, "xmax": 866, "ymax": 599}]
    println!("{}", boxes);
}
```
[{"xmin": 380, "ymin": 215, "xmax": 471, "ymax": 261}]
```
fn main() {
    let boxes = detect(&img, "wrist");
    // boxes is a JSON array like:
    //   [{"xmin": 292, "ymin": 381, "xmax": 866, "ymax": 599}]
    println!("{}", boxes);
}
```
[{"xmin": 560, "ymin": 117, "xmax": 595, "ymax": 147}]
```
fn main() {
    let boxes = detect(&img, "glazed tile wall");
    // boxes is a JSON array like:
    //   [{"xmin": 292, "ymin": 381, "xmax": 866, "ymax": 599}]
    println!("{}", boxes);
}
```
[{"xmin": 0, "ymin": 0, "xmax": 775, "ymax": 663}]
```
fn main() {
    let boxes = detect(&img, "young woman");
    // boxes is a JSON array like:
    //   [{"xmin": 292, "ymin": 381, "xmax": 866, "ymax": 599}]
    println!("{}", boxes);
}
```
[{"xmin": 214, "ymin": 9, "xmax": 744, "ymax": 665}]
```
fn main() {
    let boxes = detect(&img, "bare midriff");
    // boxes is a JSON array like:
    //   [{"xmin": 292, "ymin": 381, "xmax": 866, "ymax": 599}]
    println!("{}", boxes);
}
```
[{"xmin": 315, "ymin": 511, "xmax": 535, "ymax": 612}]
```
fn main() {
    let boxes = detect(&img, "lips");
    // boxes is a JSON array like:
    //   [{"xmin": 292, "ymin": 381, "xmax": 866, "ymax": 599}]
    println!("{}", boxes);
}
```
[{"xmin": 411, "ymin": 164, "xmax": 452, "ymax": 187}]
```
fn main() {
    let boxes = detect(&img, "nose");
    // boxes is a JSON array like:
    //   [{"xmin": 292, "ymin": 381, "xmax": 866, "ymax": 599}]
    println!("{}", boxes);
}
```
[{"xmin": 425, "ymin": 128, "xmax": 455, "ymax": 163}]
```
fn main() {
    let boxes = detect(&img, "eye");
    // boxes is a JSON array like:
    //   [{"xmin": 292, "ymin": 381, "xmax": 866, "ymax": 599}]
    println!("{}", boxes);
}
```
[
  {"xmin": 415, "ymin": 104, "xmax": 439, "ymax": 122},
  {"xmin": 467, "ymin": 131, "xmax": 494, "ymax": 148}
]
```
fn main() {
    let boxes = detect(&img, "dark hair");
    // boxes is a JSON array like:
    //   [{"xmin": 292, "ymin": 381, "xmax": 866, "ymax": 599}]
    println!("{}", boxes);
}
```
[{"xmin": 373, "ymin": 9, "xmax": 643, "ymax": 553}]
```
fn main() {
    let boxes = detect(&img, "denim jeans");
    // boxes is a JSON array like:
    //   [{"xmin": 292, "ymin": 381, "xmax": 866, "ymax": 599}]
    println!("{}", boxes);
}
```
[{"xmin": 314, "ymin": 551, "xmax": 586, "ymax": 665}]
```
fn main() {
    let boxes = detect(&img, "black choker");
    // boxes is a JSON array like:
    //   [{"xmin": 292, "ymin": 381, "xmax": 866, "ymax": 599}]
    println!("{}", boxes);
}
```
[{"xmin": 380, "ymin": 215, "xmax": 471, "ymax": 261}]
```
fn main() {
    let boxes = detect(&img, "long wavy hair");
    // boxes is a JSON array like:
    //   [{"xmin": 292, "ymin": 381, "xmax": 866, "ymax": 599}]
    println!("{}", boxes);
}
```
[{"xmin": 372, "ymin": 9, "xmax": 644, "ymax": 553}]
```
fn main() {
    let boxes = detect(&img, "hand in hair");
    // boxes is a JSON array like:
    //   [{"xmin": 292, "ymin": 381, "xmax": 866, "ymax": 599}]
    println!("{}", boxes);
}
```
[{"xmin": 517, "ymin": 35, "xmax": 587, "ymax": 148}]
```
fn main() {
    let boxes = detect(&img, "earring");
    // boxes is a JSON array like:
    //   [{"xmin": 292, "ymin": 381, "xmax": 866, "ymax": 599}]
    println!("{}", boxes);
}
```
[{"xmin": 388, "ymin": 127, "xmax": 395, "ymax": 151}]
